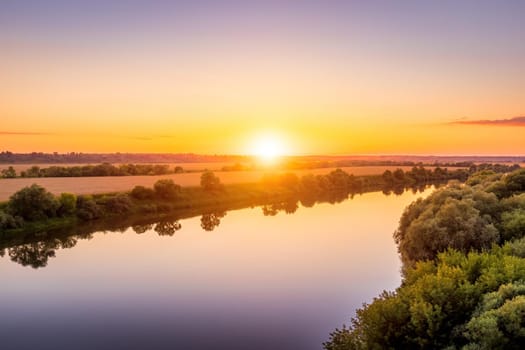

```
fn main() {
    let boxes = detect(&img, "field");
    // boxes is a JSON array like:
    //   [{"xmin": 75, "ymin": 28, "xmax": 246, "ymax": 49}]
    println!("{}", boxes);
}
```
[
  {"xmin": 1, "ymin": 162, "xmax": 237, "ymax": 173},
  {"xmin": 0, "ymin": 165, "xmax": 453, "ymax": 201}
]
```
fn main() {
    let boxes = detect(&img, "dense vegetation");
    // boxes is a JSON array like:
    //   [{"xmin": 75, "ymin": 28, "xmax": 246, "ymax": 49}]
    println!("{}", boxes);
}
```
[
  {"xmin": 1, "ymin": 163, "xmax": 186, "ymax": 178},
  {"xmin": 324, "ymin": 168, "xmax": 525, "ymax": 350},
  {"xmin": 0, "ymin": 166, "xmax": 519, "ymax": 271},
  {"xmin": 0, "ymin": 166, "xmax": 475, "ymax": 234},
  {"xmin": 0, "ymin": 151, "xmax": 247, "ymax": 164}
]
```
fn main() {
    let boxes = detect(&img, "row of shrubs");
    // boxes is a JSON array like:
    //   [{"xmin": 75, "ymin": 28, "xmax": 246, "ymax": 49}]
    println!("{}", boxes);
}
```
[
  {"xmin": 0, "ymin": 166, "xmax": 485, "ymax": 232},
  {"xmin": 0, "ymin": 171, "xmax": 224, "ymax": 230},
  {"xmin": 0, "ymin": 163, "xmax": 185, "ymax": 178}
]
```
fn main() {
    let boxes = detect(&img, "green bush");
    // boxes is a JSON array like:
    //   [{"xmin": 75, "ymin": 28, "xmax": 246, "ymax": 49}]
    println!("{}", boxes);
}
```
[
  {"xmin": 131, "ymin": 185, "xmax": 155, "ymax": 200},
  {"xmin": 0, "ymin": 210, "xmax": 23, "ymax": 229},
  {"xmin": 501, "ymin": 209, "xmax": 525, "ymax": 241},
  {"xmin": 76, "ymin": 195, "xmax": 102, "ymax": 221},
  {"xmin": 57, "ymin": 193, "xmax": 77, "ymax": 216},
  {"xmin": 200, "ymin": 170, "xmax": 222, "ymax": 191},
  {"xmin": 154, "ymin": 179, "xmax": 181, "ymax": 199},
  {"xmin": 8, "ymin": 184, "xmax": 59, "ymax": 221},
  {"xmin": 103, "ymin": 194, "xmax": 132, "ymax": 214}
]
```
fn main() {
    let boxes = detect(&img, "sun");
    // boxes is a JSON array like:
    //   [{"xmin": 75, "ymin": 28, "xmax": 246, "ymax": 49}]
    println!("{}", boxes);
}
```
[{"xmin": 250, "ymin": 133, "xmax": 287, "ymax": 162}]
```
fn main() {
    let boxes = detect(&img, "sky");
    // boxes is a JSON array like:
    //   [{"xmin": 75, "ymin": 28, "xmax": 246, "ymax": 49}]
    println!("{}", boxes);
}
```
[{"xmin": 1, "ymin": 0, "xmax": 524, "ymax": 155}]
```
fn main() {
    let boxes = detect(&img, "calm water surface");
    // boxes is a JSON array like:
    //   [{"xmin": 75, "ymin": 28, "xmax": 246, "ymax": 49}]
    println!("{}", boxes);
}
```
[{"xmin": 0, "ymin": 188, "xmax": 433, "ymax": 350}]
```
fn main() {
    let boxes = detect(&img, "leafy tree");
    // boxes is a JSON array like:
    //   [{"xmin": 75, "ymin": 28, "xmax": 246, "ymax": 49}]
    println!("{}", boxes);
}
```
[
  {"xmin": 279, "ymin": 172, "xmax": 300, "ymax": 190},
  {"xmin": 501, "ymin": 209, "xmax": 525, "ymax": 241},
  {"xmin": 1, "ymin": 166, "xmax": 17, "ymax": 178},
  {"xmin": 0, "ymin": 210, "xmax": 22, "ymax": 229},
  {"xmin": 300, "ymin": 174, "xmax": 321, "ymax": 195},
  {"xmin": 57, "ymin": 193, "xmax": 76, "ymax": 216},
  {"xmin": 76, "ymin": 195, "xmax": 102, "ymax": 220},
  {"xmin": 394, "ymin": 185, "xmax": 500, "ymax": 266},
  {"xmin": 103, "ymin": 194, "xmax": 132, "ymax": 214},
  {"xmin": 131, "ymin": 185, "xmax": 155, "ymax": 200},
  {"xmin": 8, "ymin": 184, "xmax": 59, "ymax": 221},
  {"xmin": 200, "ymin": 170, "xmax": 222, "ymax": 191},
  {"xmin": 392, "ymin": 168, "xmax": 405, "ymax": 183},
  {"xmin": 463, "ymin": 283, "xmax": 525, "ymax": 350},
  {"xmin": 503, "ymin": 169, "xmax": 525, "ymax": 197},
  {"xmin": 154, "ymin": 179, "xmax": 181, "ymax": 199},
  {"xmin": 382, "ymin": 170, "xmax": 394, "ymax": 185},
  {"xmin": 174, "ymin": 166, "xmax": 184, "ymax": 173}
]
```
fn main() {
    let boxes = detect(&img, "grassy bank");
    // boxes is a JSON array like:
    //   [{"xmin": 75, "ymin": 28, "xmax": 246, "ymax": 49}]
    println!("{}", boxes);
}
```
[{"xmin": 0, "ymin": 166, "xmax": 491, "ymax": 238}]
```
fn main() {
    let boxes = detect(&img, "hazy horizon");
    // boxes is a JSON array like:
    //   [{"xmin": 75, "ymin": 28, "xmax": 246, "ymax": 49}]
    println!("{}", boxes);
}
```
[{"xmin": 2, "ymin": 0, "xmax": 524, "ymax": 155}]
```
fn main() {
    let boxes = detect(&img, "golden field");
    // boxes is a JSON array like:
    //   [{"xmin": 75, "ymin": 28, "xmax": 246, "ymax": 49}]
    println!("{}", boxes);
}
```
[{"xmin": 0, "ymin": 166, "xmax": 449, "ymax": 201}]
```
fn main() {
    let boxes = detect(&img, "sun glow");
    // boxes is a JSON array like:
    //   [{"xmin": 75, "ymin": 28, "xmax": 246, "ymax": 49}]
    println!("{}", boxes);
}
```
[{"xmin": 250, "ymin": 133, "xmax": 287, "ymax": 162}]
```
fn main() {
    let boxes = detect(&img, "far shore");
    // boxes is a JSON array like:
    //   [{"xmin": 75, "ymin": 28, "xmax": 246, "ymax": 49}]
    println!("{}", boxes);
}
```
[{"xmin": 0, "ymin": 165, "xmax": 439, "ymax": 201}]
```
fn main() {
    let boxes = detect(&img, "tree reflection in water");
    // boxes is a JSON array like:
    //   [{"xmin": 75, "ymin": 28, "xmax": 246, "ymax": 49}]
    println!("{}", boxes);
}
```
[
  {"xmin": 261, "ymin": 199, "xmax": 299, "ymax": 216},
  {"xmin": 0, "ymin": 182, "xmax": 438, "ymax": 269},
  {"xmin": 7, "ymin": 237, "xmax": 77, "ymax": 269},
  {"xmin": 132, "ymin": 224, "xmax": 154, "ymax": 234},
  {"xmin": 154, "ymin": 220, "xmax": 182, "ymax": 236},
  {"xmin": 200, "ymin": 211, "xmax": 226, "ymax": 231}
]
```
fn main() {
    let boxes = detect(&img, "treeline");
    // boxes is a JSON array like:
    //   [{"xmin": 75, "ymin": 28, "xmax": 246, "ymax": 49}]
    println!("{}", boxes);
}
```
[
  {"xmin": 0, "ymin": 167, "xmax": 466, "ymax": 233},
  {"xmin": 0, "ymin": 170, "xmax": 223, "ymax": 231},
  {"xmin": 274, "ymin": 160, "xmax": 520, "ymax": 172},
  {"xmin": 0, "ymin": 151, "xmax": 248, "ymax": 164},
  {"xmin": 0, "ymin": 167, "xmax": 451, "ymax": 268},
  {"xmin": 324, "ymin": 168, "xmax": 525, "ymax": 350},
  {"xmin": 1, "ymin": 163, "xmax": 186, "ymax": 178},
  {"xmin": 0, "ymin": 165, "xmax": 503, "ymax": 269}
]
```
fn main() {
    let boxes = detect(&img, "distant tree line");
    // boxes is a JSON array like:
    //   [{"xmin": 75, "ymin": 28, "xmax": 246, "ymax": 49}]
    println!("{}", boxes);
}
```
[
  {"xmin": 1, "ymin": 163, "xmax": 186, "ymax": 178},
  {"xmin": 0, "ymin": 151, "xmax": 248, "ymax": 164},
  {"xmin": 324, "ymin": 168, "xmax": 525, "ymax": 350}
]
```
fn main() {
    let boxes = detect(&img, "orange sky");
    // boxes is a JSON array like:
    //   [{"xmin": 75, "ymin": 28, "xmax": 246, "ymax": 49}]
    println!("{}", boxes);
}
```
[{"xmin": 1, "ymin": 1, "xmax": 524, "ymax": 155}]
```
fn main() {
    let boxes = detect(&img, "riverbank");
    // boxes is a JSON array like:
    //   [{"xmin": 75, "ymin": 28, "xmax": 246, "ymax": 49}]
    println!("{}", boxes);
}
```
[
  {"xmin": 0, "ymin": 165, "xmax": 467, "ymax": 201},
  {"xmin": 1, "ymin": 166, "xmax": 473, "ymax": 238}
]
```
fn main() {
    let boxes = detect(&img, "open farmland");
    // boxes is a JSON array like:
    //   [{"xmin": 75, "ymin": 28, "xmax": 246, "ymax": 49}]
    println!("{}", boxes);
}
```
[
  {"xmin": 0, "ymin": 166, "xmax": 460, "ymax": 201},
  {"xmin": 1, "ymin": 162, "xmax": 238, "ymax": 173}
]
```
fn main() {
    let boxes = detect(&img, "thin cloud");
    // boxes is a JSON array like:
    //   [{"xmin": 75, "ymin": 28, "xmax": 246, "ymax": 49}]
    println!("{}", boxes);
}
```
[
  {"xmin": 451, "ymin": 116, "xmax": 525, "ymax": 126},
  {"xmin": 0, "ymin": 131, "xmax": 53, "ymax": 135}
]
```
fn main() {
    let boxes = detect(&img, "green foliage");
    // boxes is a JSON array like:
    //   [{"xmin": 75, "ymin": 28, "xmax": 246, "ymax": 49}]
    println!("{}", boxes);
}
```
[
  {"xmin": 1, "ymin": 166, "xmax": 17, "ymax": 178},
  {"xmin": 102, "ymin": 194, "xmax": 133, "ymax": 214},
  {"xmin": 154, "ymin": 179, "xmax": 181, "ymax": 199},
  {"xmin": 463, "ymin": 283, "xmax": 525, "ymax": 349},
  {"xmin": 57, "ymin": 193, "xmax": 77, "ymax": 216},
  {"xmin": 324, "ymin": 249, "xmax": 525, "ymax": 350},
  {"xmin": 8, "ymin": 184, "xmax": 59, "ymax": 221},
  {"xmin": 131, "ymin": 185, "xmax": 155, "ymax": 200},
  {"xmin": 501, "ymin": 209, "xmax": 525, "ymax": 241},
  {"xmin": 200, "ymin": 170, "xmax": 222, "ymax": 191},
  {"xmin": 154, "ymin": 220, "xmax": 182, "ymax": 236},
  {"xmin": 200, "ymin": 211, "xmax": 226, "ymax": 231},
  {"xmin": 0, "ymin": 210, "xmax": 23, "ymax": 229},
  {"xmin": 395, "ymin": 184, "xmax": 500, "ymax": 266},
  {"xmin": 503, "ymin": 169, "xmax": 525, "ymax": 197},
  {"xmin": 17, "ymin": 163, "xmax": 174, "ymax": 178},
  {"xmin": 76, "ymin": 195, "xmax": 102, "ymax": 220},
  {"xmin": 326, "ymin": 168, "xmax": 525, "ymax": 350},
  {"xmin": 300, "ymin": 174, "xmax": 321, "ymax": 195}
]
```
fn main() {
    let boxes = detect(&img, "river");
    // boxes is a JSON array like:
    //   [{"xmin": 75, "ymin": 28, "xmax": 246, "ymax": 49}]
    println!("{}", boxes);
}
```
[{"xmin": 0, "ymin": 187, "xmax": 434, "ymax": 350}]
